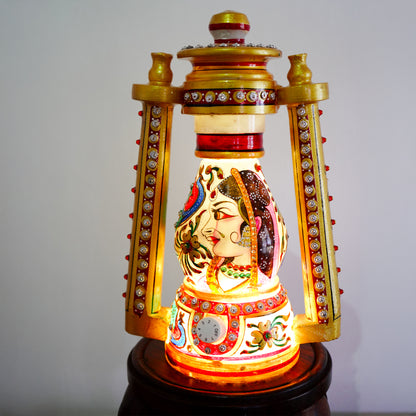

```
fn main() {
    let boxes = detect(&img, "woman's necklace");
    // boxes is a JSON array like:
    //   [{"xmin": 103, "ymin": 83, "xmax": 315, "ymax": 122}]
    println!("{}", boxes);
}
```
[
  {"xmin": 220, "ymin": 262, "xmax": 252, "ymax": 279},
  {"xmin": 206, "ymin": 257, "xmax": 251, "ymax": 294}
]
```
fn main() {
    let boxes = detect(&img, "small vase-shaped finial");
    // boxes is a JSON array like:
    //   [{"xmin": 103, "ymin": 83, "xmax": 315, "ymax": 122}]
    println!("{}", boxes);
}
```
[
  {"xmin": 148, "ymin": 52, "xmax": 173, "ymax": 86},
  {"xmin": 287, "ymin": 54, "xmax": 312, "ymax": 86}
]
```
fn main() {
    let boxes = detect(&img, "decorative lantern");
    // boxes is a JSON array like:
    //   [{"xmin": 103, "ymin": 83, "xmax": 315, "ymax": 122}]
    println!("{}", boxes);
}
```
[{"xmin": 123, "ymin": 10, "xmax": 340, "ymax": 384}]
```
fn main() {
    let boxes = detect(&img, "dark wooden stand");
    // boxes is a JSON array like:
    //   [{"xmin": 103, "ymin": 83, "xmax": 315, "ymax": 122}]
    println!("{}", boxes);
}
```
[{"xmin": 119, "ymin": 338, "xmax": 332, "ymax": 415}]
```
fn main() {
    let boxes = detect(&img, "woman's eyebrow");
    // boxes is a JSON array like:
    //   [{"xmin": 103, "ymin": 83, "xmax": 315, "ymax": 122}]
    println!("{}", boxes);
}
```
[{"xmin": 213, "ymin": 201, "xmax": 234, "ymax": 207}]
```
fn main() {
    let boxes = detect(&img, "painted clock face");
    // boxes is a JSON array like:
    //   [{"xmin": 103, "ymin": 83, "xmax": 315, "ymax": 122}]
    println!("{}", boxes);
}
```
[{"xmin": 196, "ymin": 317, "xmax": 223, "ymax": 343}]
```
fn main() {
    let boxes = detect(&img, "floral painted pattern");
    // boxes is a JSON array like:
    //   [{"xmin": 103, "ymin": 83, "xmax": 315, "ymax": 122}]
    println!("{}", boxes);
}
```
[
  {"xmin": 241, "ymin": 314, "xmax": 291, "ymax": 354},
  {"xmin": 175, "ymin": 212, "xmax": 212, "ymax": 276}
]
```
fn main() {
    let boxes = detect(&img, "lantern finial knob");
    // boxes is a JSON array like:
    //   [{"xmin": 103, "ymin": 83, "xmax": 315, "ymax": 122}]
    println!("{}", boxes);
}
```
[{"xmin": 209, "ymin": 10, "xmax": 250, "ymax": 45}]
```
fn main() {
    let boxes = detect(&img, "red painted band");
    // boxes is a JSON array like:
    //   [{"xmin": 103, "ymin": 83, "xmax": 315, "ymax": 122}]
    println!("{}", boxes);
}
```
[
  {"xmin": 196, "ymin": 134, "xmax": 263, "ymax": 152},
  {"xmin": 209, "ymin": 23, "xmax": 250, "ymax": 31},
  {"xmin": 214, "ymin": 38, "xmax": 245, "ymax": 44},
  {"xmin": 193, "ymin": 61, "xmax": 265, "ymax": 68}
]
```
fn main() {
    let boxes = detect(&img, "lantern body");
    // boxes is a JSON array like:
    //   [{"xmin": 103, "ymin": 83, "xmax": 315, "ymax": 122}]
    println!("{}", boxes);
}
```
[
  {"xmin": 124, "ymin": 11, "xmax": 341, "ymax": 383},
  {"xmin": 166, "ymin": 149, "xmax": 299, "ymax": 380}
]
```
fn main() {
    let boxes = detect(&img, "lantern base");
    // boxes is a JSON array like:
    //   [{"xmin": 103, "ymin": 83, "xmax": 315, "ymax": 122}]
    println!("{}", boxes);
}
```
[{"xmin": 118, "ymin": 338, "xmax": 332, "ymax": 415}]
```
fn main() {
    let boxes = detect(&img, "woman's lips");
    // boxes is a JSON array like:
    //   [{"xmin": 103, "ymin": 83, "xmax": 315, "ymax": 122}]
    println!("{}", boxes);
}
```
[{"xmin": 208, "ymin": 236, "xmax": 220, "ymax": 245}]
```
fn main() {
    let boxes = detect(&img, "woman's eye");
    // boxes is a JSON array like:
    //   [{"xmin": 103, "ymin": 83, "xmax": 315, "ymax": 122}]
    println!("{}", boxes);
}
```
[{"xmin": 213, "ymin": 210, "xmax": 234, "ymax": 220}]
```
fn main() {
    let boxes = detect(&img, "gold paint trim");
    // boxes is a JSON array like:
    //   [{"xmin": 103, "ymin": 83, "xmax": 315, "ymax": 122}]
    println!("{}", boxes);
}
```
[
  {"xmin": 178, "ymin": 46, "xmax": 281, "ymax": 60},
  {"xmin": 276, "ymin": 83, "xmax": 329, "ymax": 105},
  {"xmin": 287, "ymin": 101, "xmax": 340, "ymax": 342},
  {"xmin": 183, "ymin": 77, "xmax": 276, "ymax": 89},
  {"xmin": 209, "ymin": 10, "xmax": 250, "ymax": 26},
  {"xmin": 132, "ymin": 84, "xmax": 183, "ymax": 104}
]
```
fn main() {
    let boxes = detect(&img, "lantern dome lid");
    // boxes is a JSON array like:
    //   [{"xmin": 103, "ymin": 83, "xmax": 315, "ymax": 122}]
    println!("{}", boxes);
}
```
[{"xmin": 177, "ymin": 11, "xmax": 281, "ymax": 115}]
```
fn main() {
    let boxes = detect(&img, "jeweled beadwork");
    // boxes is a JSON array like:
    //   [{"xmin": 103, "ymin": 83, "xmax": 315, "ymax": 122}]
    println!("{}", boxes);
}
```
[{"xmin": 130, "ymin": 105, "xmax": 168, "ymax": 316}]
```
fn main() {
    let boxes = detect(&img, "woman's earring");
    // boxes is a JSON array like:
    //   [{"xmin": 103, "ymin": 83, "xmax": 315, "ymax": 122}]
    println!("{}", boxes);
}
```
[{"xmin": 237, "ymin": 225, "xmax": 251, "ymax": 247}]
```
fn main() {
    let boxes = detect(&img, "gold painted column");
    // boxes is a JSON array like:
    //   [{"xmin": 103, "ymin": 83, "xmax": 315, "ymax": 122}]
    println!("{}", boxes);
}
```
[
  {"xmin": 277, "ymin": 54, "xmax": 341, "ymax": 343},
  {"xmin": 125, "ymin": 53, "xmax": 182, "ymax": 340}
]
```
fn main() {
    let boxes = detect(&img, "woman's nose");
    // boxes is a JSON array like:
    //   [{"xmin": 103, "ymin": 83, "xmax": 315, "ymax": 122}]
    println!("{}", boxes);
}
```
[
  {"xmin": 203, "ymin": 226, "xmax": 214, "ymax": 236},
  {"xmin": 202, "ymin": 216, "xmax": 215, "ymax": 236}
]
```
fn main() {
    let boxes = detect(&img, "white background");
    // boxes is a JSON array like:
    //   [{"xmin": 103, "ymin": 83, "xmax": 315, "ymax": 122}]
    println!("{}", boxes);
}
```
[{"xmin": 1, "ymin": 0, "xmax": 415, "ymax": 414}]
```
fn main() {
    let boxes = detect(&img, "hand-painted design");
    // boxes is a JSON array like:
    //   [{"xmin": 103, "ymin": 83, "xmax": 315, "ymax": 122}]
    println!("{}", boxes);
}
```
[
  {"xmin": 195, "ymin": 167, "xmax": 285, "ymax": 295},
  {"xmin": 175, "ymin": 212, "xmax": 212, "ymax": 275},
  {"xmin": 204, "ymin": 165, "xmax": 224, "ymax": 191},
  {"xmin": 170, "ymin": 310, "xmax": 186, "ymax": 348},
  {"xmin": 220, "ymin": 262, "xmax": 252, "ymax": 278},
  {"xmin": 253, "ymin": 163, "xmax": 288, "ymax": 264},
  {"xmin": 176, "ymin": 285, "xmax": 287, "ymax": 317},
  {"xmin": 190, "ymin": 312, "xmax": 239, "ymax": 356},
  {"xmin": 230, "ymin": 168, "xmax": 258, "ymax": 286},
  {"xmin": 206, "ymin": 256, "xmax": 250, "ymax": 294},
  {"xmin": 172, "ymin": 284, "xmax": 291, "ymax": 357},
  {"xmin": 169, "ymin": 301, "xmax": 178, "ymax": 328},
  {"xmin": 241, "ymin": 314, "xmax": 290, "ymax": 354},
  {"xmin": 175, "ymin": 177, "xmax": 206, "ymax": 228}
]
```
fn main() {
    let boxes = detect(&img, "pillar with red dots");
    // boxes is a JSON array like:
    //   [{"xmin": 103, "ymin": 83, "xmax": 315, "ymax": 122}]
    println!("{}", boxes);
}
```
[{"xmin": 277, "ymin": 54, "xmax": 341, "ymax": 342}]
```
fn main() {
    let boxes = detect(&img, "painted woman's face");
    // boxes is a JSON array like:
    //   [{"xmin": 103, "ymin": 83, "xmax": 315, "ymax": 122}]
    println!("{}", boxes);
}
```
[{"xmin": 201, "ymin": 192, "xmax": 250, "ymax": 260}]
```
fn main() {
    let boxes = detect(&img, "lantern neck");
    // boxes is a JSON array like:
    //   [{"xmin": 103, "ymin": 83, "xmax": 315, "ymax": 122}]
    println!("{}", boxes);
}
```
[
  {"xmin": 194, "ymin": 114, "xmax": 264, "ymax": 134},
  {"xmin": 196, "ymin": 133, "xmax": 263, "ymax": 156},
  {"xmin": 194, "ymin": 114, "xmax": 265, "ymax": 159}
]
